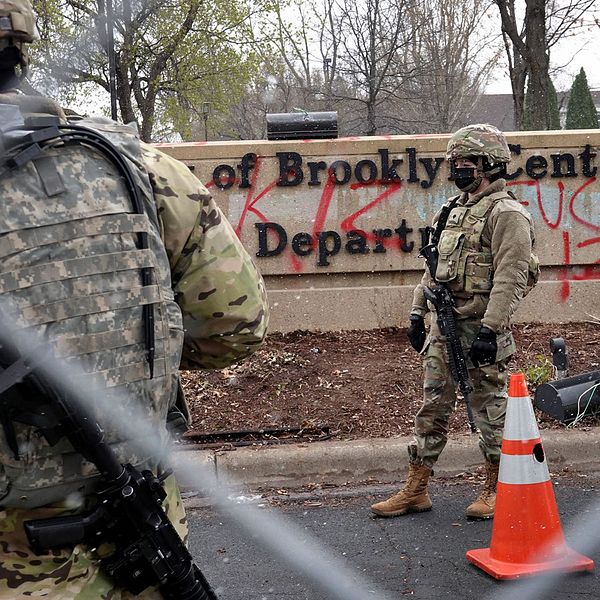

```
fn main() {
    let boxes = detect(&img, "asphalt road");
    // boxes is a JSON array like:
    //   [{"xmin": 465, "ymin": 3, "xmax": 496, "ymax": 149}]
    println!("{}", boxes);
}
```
[{"xmin": 187, "ymin": 475, "xmax": 600, "ymax": 600}]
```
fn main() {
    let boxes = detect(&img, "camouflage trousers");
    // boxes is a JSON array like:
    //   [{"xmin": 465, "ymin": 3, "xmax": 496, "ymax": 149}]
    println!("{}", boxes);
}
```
[
  {"xmin": 408, "ymin": 333, "xmax": 510, "ymax": 469},
  {"xmin": 0, "ymin": 474, "xmax": 187, "ymax": 599}
]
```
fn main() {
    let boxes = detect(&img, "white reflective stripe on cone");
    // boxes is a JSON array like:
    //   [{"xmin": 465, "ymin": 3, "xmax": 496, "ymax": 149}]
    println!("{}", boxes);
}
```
[
  {"xmin": 503, "ymin": 395, "xmax": 541, "ymax": 441},
  {"xmin": 498, "ymin": 453, "xmax": 551, "ymax": 485}
]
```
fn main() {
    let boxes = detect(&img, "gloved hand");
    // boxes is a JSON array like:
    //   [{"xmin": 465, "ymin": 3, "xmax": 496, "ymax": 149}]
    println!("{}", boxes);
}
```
[
  {"xmin": 407, "ymin": 314, "xmax": 426, "ymax": 352},
  {"xmin": 469, "ymin": 326, "xmax": 497, "ymax": 367}
]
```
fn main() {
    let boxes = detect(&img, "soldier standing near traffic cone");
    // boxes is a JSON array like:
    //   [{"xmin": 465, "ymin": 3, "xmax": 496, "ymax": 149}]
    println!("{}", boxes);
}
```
[{"xmin": 371, "ymin": 124, "xmax": 539, "ymax": 520}]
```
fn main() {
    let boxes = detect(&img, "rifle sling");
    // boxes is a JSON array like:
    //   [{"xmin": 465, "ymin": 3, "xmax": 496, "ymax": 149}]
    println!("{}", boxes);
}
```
[{"xmin": 432, "ymin": 195, "xmax": 460, "ymax": 247}]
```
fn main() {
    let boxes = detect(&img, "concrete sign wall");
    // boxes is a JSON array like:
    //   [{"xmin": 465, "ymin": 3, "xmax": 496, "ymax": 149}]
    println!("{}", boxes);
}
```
[{"xmin": 157, "ymin": 131, "xmax": 600, "ymax": 332}]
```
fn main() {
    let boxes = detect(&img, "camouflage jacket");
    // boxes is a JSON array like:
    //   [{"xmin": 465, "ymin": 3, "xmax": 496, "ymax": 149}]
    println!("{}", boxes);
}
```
[
  {"xmin": 0, "ymin": 91, "xmax": 269, "ymax": 369},
  {"xmin": 140, "ymin": 142, "xmax": 269, "ymax": 369},
  {"xmin": 411, "ymin": 179, "xmax": 534, "ymax": 333}
]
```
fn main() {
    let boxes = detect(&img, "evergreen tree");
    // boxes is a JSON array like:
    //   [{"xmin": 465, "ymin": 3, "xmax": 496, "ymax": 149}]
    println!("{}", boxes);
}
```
[
  {"xmin": 522, "ymin": 76, "xmax": 561, "ymax": 131},
  {"xmin": 565, "ymin": 68, "xmax": 599, "ymax": 129},
  {"xmin": 548, "ymin": 79, "xmax": 561, "ymax": 130}
]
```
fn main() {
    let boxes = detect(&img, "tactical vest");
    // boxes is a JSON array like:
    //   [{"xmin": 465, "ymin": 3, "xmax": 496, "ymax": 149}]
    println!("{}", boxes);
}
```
[
  {"xmin": 434, "ymin": 191, "xmax": 539, "ymax": 299},
  {"xmin": 0, "ymin": 99, "xmax": 183, "ymax": 508}
]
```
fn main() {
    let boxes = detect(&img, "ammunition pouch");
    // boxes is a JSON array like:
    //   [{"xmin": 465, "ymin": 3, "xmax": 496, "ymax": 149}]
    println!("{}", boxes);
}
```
[{"xmin": 435, "ymin": 230, "xmax": 465, "ymax": 283}]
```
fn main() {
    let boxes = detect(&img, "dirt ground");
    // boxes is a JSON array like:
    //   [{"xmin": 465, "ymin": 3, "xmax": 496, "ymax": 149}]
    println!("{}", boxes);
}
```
[{"xmin": 180, "ymin": 322, "xmax": 600, "ymax": 445}]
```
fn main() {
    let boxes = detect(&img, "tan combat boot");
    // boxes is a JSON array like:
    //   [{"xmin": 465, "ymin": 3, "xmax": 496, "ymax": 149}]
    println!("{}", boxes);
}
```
[
  {"xmin": 465, "ymin": 461, "xmax": 499, "ymax": 519},
  {"xmin": 370, "ymin": 464, "xmax": 433, "ymax": 517}
]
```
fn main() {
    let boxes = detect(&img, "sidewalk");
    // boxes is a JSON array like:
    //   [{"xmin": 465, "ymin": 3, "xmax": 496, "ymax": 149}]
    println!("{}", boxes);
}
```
[{"xmin": 177, "ymin": 428, "xmax": 600, "ymax": 490}]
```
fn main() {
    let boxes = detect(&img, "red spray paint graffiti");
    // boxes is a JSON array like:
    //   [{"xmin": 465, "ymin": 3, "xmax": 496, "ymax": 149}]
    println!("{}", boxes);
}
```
[
  {"xmin": 507, "ymin": 177, "xmax": 599, "ymax": 302},
  {"xmin": 204, "ymin": 166, "xmax": 598, "ymax": 303}
]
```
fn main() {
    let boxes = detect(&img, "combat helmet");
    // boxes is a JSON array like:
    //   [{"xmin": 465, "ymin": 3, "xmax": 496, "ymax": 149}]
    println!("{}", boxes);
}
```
[
  {"xmin": 0, "ymin": 0, "xmax": 37, "ymax": 69},
  {"xmin": 446, "ymin": 123, "xmax": 511, "ymax": 168}
]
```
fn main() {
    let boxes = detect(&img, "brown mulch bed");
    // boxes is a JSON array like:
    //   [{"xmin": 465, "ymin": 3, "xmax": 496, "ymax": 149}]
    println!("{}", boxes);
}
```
[{"xmin": 181, "ymin": 322, "xmax": 600, "ymax": 442}]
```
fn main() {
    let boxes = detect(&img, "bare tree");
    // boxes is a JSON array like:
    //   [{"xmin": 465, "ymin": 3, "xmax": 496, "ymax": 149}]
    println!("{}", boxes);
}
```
[
  {"xmin": 257, "ymin": 0, "xmax": 371, "ymax": 134},
  {"xmin": 495, "ymin": 0, "xmax": 596, "ymax": 130},
  {"xmin": 405, "ymin": 0, "xmax": 501, "ymax": 133},
  {"xmin": 267, "ymin": 0, "xmax": 451, "ymax": 135},
  {"xmin": 234, "ymin": 0, "xmax": 499, "ymax": 136},
  {"xmin": 267, "ymin": 0, "xmax": 321, "ymax": 109},
  {"xmin": 224, "ymin": 66, "xmax": 304, "ymax": 140},
  {"xmin": 317, "ymin": 0, "xmax": 343, "ymax": 102},
  {"xmin": 330, "ymin": 0, "xmax": 423, "ymax": 135}
]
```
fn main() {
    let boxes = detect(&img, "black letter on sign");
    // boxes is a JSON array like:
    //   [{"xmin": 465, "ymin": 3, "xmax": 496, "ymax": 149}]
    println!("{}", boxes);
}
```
[
  {"xmin": 419, "ymin": 157, "xmax": 444, "ymax": 189},
  {"xmin": 395, "ymin": 219, "xmax": 414, "ymax": 252},
  {"xmin": 550, "ymin": 153, "xmax": 577, "ymax": 178},
  {"xmin": 277, "ymin": 152, "xmax": 304, "ymax": 186},
  {"xmin": 580, "ymin": 144, "xmax": 598, "ymax": 178},
  {"xmin": 525, "ymin": 155, "xmax": 548, "ymax": 179},
  {"xmin": 255, "ymin": 222, "xmax": 287, "ymax": 257},
  {"xmin": 317, "ymin": 231, "xmax": 342, "ymax": 266},
  {"xmin": 330, "ymin": 161, "xmax": 352, "ymax": 185},
  {"xmin": 307, "ymin": 161, "xmax": 327, "ymax": 186},
  {"xmin": 406, "ymin": 147, "xmax": 419, "ymax": 183},
  {"xmin": 346, "ymin": 230, "xmax": 369, "ymax": 254},
  {"xmin": 378, "ymin": 148, "xmax": 402, "ymax": 183},
  {"xmin": 292, "ymin": 232, "xmax": 314, "ymax": 256},
  {"xmin": 373, "ymin": 228, "xmax": 392, "ymax": 253},
  {"xmin": 238, "ymin": 153, "xmax": 257, "ymax": 188},
  {"xmin": 212, "ymin": 164, "xmax": 236, "ymax": 189},
  {"xmin": 354, "ymin": 160, "xmax": 378, "ymax": 184}
]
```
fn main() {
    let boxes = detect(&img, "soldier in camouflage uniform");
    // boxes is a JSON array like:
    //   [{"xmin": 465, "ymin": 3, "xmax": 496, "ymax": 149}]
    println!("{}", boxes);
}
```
[
  {"xmin": 371, "ymin": 124, "xmax": 537, "ymax": 520},
  {"xmin": 0, "ymin": 2, "xmax": 269, "ymax": 597}
]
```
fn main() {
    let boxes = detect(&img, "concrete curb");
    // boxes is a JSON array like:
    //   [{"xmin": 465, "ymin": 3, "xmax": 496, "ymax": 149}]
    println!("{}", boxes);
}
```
[{"xmin": 177, "ymin": 428, "xmax": 600, "ymax": 490}]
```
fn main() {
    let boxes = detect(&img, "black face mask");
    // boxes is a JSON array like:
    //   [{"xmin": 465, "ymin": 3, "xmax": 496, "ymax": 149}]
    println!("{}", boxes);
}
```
[
  {"xmin": 451, "ymin": 161, "xmax": 482, "ymax": 193},
  {"xmin": 454, "ymin": 174, "xmax": 482, "ymax": 193}
]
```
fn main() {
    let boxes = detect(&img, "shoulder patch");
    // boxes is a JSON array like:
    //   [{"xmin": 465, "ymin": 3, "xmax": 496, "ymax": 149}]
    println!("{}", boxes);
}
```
[{"xmin": 492, "ymin": 197, "xmax": 532, "ymax": 221}]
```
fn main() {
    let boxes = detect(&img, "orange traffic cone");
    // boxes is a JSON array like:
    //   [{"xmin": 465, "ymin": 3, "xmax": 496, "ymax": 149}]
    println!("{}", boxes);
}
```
[{"xmin": 466, "ymin": 372, "xmax": 594, "ymax": 580}]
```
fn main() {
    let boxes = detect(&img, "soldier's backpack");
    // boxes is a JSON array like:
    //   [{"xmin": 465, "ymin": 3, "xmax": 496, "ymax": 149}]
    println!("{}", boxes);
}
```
[{"xmin": 0, "ymin": 100, "xmax": 183, "ymax": 508}]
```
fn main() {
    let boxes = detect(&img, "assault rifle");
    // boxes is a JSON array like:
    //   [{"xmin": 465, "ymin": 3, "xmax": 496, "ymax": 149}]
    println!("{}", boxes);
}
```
[
  {"xmin": 0, "ymin": 342, "xmax": 218, "ymax": 600},
  {"xmin": 419, "ymin": 218, "xmax": 477, "ymax": 434}
]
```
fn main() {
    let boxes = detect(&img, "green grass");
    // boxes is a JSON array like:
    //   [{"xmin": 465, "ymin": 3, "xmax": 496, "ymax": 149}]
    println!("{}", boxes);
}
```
[{"xmin": 525, "ymin": 354, "xmax": 554, "ymax": 388}]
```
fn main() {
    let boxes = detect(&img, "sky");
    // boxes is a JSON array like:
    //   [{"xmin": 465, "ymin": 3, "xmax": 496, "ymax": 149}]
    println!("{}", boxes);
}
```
[{"xmin": 486, "ymin": 4, "xmax": 600, "ymax": 95}]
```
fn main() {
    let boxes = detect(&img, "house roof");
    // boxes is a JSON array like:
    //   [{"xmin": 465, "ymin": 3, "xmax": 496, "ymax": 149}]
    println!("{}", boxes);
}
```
[{"xmin": 464, "ymin": 90, "xmax": 600, "ymax": 131}]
